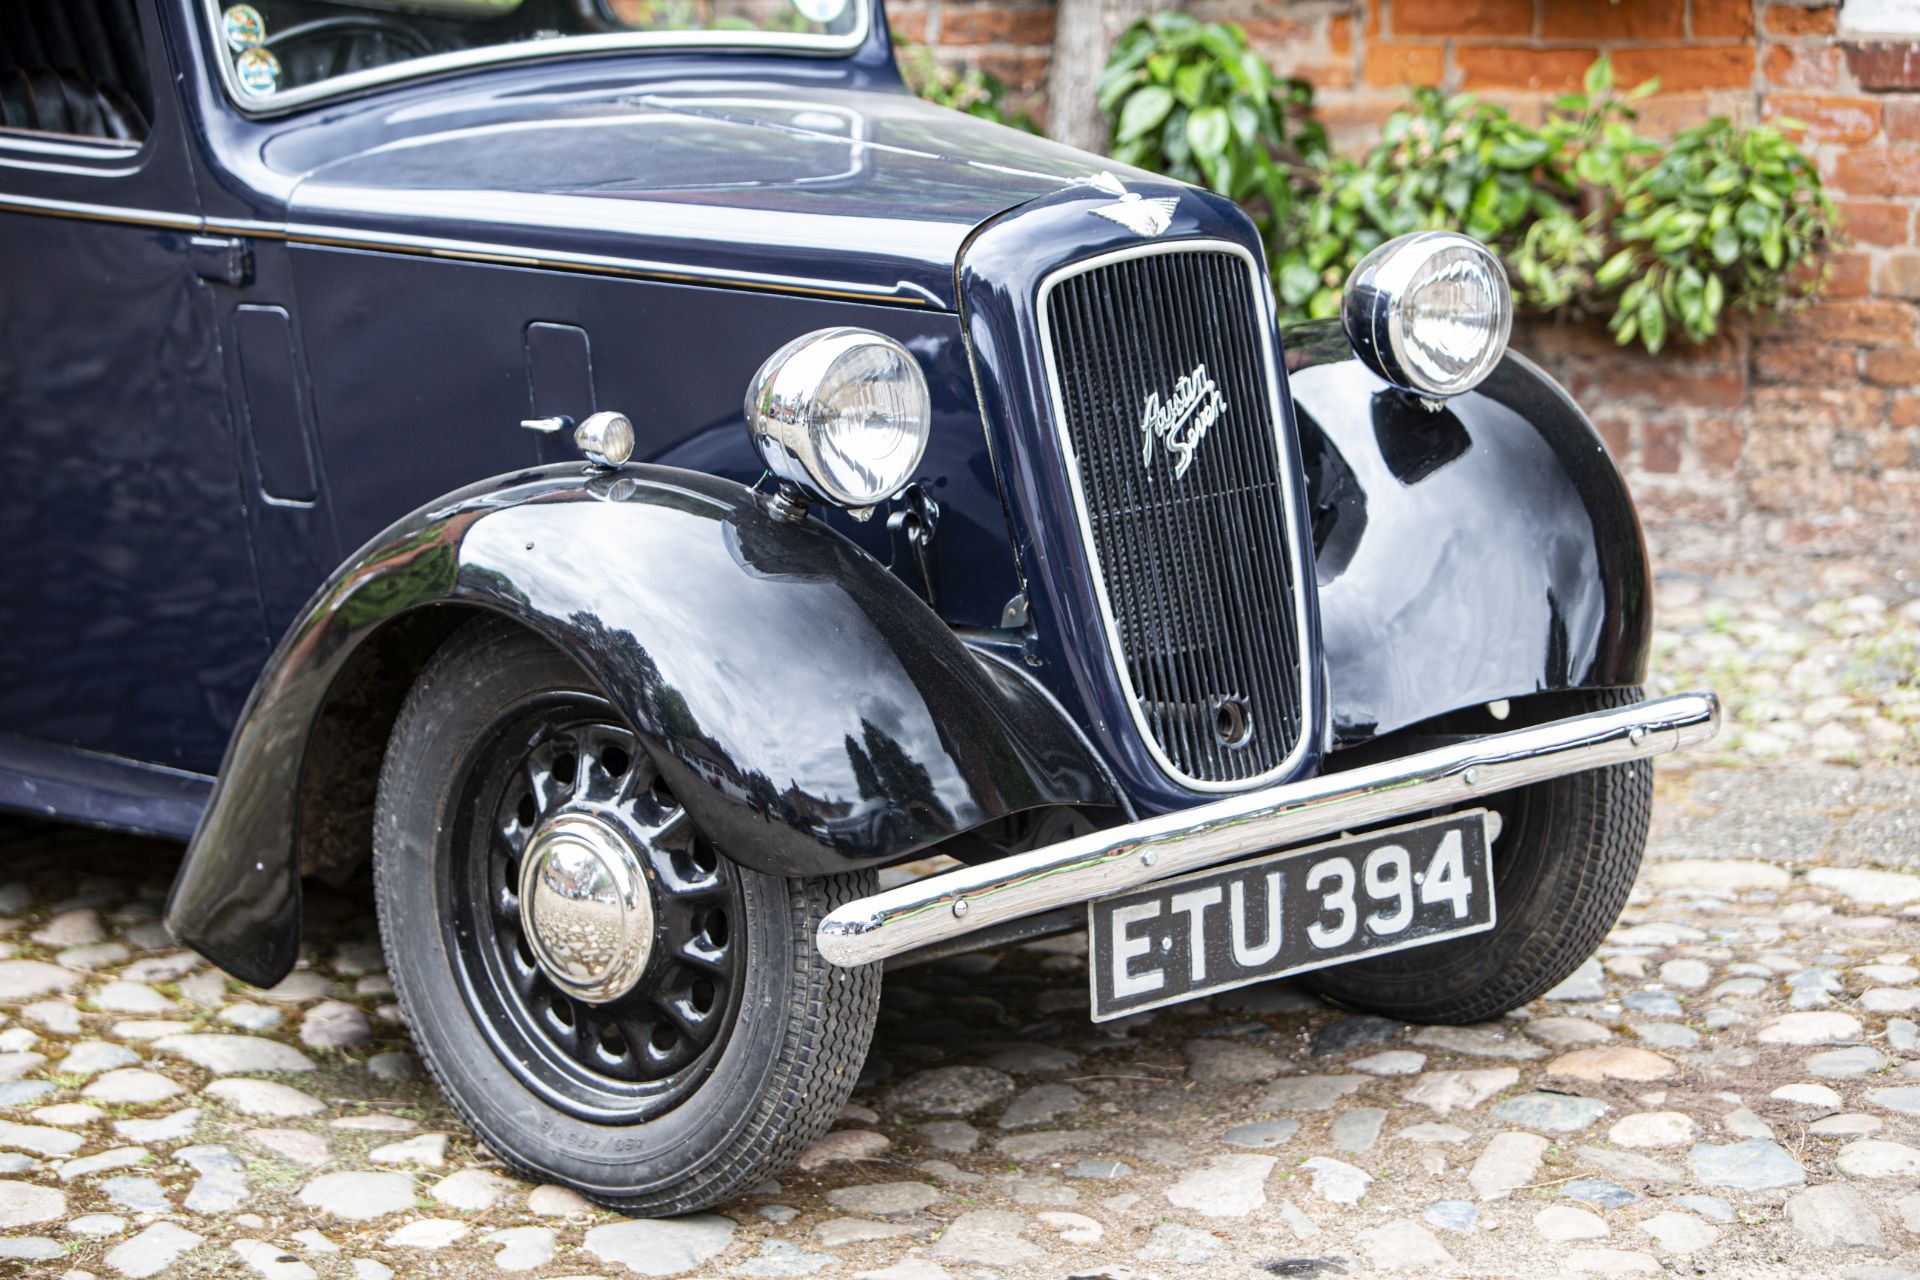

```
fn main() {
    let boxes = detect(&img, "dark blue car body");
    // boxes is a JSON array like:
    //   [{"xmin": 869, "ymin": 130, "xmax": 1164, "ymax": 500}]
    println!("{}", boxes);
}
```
[{"xmin": 0, "ymin": 0, "xmax": 1650, "ymax": 985}]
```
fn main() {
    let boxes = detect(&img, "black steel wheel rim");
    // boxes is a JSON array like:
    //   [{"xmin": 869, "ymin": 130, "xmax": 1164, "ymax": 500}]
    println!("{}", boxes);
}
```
[{"xmin": 443, "ymin": 689, "xmax": 744, "ymax": 1123}]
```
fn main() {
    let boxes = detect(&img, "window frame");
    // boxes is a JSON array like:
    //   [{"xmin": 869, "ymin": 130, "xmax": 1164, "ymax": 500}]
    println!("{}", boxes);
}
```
[
  {"xmin": 0, "ymin": 3, "xmax": 162, "ymax": 180},
  {"xmin": 198, "ymin": 0, "xmax": 873, "ymax": 118}
]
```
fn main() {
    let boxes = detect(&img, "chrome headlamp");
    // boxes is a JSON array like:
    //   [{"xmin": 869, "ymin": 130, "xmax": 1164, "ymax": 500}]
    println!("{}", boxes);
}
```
[
  {"xmin": 745, "ymin": 328, "xmax": 931, "ymax": 513},
  {"xmin": 1342, "ymin": 231, "xmax": 1513, "ymax": 398}
]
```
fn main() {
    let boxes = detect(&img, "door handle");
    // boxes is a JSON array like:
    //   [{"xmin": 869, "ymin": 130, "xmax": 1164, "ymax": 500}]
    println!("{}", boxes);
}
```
[{"xmin": 190, "ymin": 236, "xmax": 253, "ymax": 287}]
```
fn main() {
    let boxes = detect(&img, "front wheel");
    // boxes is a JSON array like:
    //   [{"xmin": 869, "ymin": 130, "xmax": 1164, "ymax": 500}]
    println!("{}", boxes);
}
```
[
  {"xmin": 1299, "ymin": 687, "xmax": 1653, "ymax": 1025},
  {"xmin": 373, "ymin": 618, "xmax": 879, "ymax": 1214}
]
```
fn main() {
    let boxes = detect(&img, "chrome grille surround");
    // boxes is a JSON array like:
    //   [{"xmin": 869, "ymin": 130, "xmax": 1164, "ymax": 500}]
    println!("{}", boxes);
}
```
[{"xmin": 1036, "ymin": 239, "xmax": 1314, "ymax": 793}]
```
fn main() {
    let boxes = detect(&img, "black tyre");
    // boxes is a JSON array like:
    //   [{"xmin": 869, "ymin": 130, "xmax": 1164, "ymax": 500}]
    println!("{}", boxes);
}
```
[
  {"xmin": 1300, "ymin": 687, "xmax": 1653, "ymax": 1025},
  {"xmin": 372, "ymin": 618, "xmax": 879, "ymax": 1214}
]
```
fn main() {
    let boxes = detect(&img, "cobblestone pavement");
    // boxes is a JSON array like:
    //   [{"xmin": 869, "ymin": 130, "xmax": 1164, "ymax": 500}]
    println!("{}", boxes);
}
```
[{"xmin": 0, "ymin": 562, "xmax": 1915, "ymax": 1280}]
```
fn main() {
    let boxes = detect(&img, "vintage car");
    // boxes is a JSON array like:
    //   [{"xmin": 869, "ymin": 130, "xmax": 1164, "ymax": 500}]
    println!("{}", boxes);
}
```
[{"xmin": 0, "ymin": 0, "xmax": 1718, "ymax": 1214}]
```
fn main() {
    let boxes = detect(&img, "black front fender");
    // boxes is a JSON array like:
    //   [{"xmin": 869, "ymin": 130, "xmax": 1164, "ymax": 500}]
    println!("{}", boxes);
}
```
[
  {"xmin": 1284, "ymin": 320, "xmax": 1652, "ymax": 744},
  {"xmin": 165, "ymin": 465, "xmax": 1115, "ymax": 986}
]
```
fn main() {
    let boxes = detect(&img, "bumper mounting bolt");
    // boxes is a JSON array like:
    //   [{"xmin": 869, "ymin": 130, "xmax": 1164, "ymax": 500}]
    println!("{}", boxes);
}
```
[
  {"xmin": 1140, "ymin": 851, "xmax": 1158, "ymax": 868},
  {"xmin": 1462, "ymin": 767, "xmax": 1479, "ymax": 786},
  {"xmin": 951, "ymin": 899, "xmax": 969, "ymax": 918}
]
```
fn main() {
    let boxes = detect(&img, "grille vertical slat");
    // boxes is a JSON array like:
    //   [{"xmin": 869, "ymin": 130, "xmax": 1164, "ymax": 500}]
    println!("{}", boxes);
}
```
[
  {"xmin": 1077, "ymin": 280, "xmax": 1165, "ymax": 755},
  {"xmin": 1205, "ymin": 252, "xmax": 1299, "ymax": 739},
  {"xmin": 1158, "ymin": 255, "xmax": 1234, "ymax": 779},
  {"xmin": 1092, "ymin": 266, "xmax": 1199, "ymax": 770},
  {"xmin": 1132, "ymin": 256, "xmax": 1218, "ymax": 777},
  {"xmin": 1043, "ymin": 246, "xmax": 1305, "ymax": 787},
  {"xmin": 1184, "ymin": 259, "xmax": 1243, "ymax": 782}
]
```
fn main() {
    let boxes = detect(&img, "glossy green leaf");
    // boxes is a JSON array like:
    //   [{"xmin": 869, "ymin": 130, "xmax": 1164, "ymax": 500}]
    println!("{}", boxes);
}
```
[
  {"xmin": 1490, "ymin": 136, "xmax": 1552, "ymax": 170},
  {"xmin": 1097, "ymin": 73, "xmax": 1139, "ymax": 114},
  {"xmin": 1212, "ymin": 149, "xmax": 1236, "ymax": 195},
  {"xmin": 1196, "ymin": 25, "xmax": 1243, "ymax": 67},
  {"xmin": 1278, "ymin": 259, "xmax": 1319, "ymax": 305},
  {"xmin": 1703, "ymin": 271, "xmax": 1725, "ymax": 318},
  {"xmin": 1173, "ymin": 62, "xmax": 1209, "ymax": 108},
  {"xmin": 1708, "ymin": 224, "xmax": 1740, "ymax": 265},
  {"xmin": 1118, "ymin": 85, "xmax": 1175, "ymax": 143},
  {"xmin": 1228, "ymin": 98, "xmax": 1261, "ymax": 147},
  {"xmin": 1585, "ymin": 56, "xmax": 1615, "ymax": 96},
  {"xmin": 1735, "ymin": 198, "xmax": 1773, "ymax": 238},
  {"xmin": 1594, "ymin": 248, "xmax": 1637, "ymax": 286},
  {"xmin": 1638, "ymin": 288, "xmax": 1667, "ymax": 352},
  {"xmin": 1187, "ymin": 105, "xmax": 1230, "ymax": 162},
  {"xmin": 1238, "ymin": 49, "xmax": 1271, "ymax": 100}
]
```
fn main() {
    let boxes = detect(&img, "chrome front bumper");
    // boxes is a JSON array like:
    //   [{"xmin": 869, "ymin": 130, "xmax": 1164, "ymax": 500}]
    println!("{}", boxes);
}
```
[{"xmin": 817, "ymin": 691, "xmax": 1720, "ymax": 967}]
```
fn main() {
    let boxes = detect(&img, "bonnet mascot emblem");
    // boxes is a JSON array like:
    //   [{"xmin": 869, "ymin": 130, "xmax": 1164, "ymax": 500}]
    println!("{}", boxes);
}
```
[{"xmin": 1087, "ymin": 171, "xmax": 1179, "ymax": 238}]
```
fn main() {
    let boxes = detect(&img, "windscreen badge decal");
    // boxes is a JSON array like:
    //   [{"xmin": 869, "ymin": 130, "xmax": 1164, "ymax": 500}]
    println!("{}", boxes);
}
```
[
  {"xmin": 1140, "ymin": 364, "xmax": 1225, "ymax": 480},
  {"xmin": 1087, "ymin": 171, "xmax": 1179, "ymax": 238}
]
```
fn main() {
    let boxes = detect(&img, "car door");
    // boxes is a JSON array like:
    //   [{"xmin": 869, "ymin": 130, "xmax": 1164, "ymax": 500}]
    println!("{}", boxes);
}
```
[{"xmin": 0, "ymin": 0, "xmax": 269, "ymax": 777}]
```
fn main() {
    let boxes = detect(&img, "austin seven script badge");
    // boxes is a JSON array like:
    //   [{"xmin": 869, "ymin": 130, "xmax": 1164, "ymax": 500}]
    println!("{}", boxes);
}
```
[{"xmin": 1140, "ymin": 364, "xmax": 1225, "ymax": 479}]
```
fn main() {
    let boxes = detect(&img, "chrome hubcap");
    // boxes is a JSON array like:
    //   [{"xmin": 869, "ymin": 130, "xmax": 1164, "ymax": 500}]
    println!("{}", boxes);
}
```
[{"xmin": 518, "ymin": 812, "xmax": 654, "ymax": 1003}]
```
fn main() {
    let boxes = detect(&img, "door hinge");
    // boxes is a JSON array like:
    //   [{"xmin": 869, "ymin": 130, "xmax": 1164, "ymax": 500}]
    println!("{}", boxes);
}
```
[{"xmin": 190, "ymin": 235, "xmax": 254, "ymax": 287}]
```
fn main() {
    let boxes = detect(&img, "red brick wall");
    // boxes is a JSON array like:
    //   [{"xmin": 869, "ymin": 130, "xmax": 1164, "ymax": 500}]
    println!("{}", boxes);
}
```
[
  {"xmin": 888, "ymin": 1, "xmax": 1058, "ymax": 121},
  {"xmin": 907, "ymin": 1, "xmax": 1920, "ymax": 558}
]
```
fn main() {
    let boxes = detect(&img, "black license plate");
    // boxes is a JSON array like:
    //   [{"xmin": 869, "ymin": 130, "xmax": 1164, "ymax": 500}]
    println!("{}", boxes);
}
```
[{"xmin": 1088, "ymin": 811, "xmax": 1495, "ymax": 1020}]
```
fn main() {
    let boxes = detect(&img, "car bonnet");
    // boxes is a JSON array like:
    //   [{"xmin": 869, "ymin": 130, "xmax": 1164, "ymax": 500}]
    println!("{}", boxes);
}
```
[{"xmin": 269, "ymin": 81, "xmax": 1134, "ymax": 309}]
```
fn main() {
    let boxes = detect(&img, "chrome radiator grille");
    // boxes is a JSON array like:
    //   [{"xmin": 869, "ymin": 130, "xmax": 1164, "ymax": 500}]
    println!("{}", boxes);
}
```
[{"xmin": 1041, "ymin": 244, "xmax": 1306, "ymax": 789}]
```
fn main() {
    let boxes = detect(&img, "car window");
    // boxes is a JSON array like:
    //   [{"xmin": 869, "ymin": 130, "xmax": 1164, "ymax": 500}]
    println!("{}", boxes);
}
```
[
  {"xmin": 0, "ymin": 0, "xmax": 154, "ymax": 144},
  {"xmin": 208, "ymin": 0, "xmax": 868, "ymax": 109}
]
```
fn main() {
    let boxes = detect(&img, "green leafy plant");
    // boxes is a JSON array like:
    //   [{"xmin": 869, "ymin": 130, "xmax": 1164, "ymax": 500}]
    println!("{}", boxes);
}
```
[
  {"xmin": 1276, "ymin": 86, "xmax": 1572, "ymax": 316},
  {"xmin": 1502, "ymin": 59, "xmax": 1659, "ymax": 313},
  {"xmin": 1099, "ymin": 35, "xmax": 1839, "ymax": 354},
  {"xmin": 1594, "ymin": 114, "xmax": 1834, "ymax": 350},
  {"xmin": 1098, "ymin": 14, "xmax": 1326, "ymax": 245},
  {"xmin": 896, "ymin": 37, "xmax": 1040, "ymax": 134},
  {"xmin": 1545, "ymin": 57, "xmax": 1665, "ymax": 191},
  {"xmin": 1508, "ymin": 208, "xmax": 1606, "ymax": 312}
]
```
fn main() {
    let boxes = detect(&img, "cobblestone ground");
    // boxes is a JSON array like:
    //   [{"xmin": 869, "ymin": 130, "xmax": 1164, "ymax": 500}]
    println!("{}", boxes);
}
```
[{"xmin": 0, "ymin": 561, "xmax": 1915, "ymax": 1280}]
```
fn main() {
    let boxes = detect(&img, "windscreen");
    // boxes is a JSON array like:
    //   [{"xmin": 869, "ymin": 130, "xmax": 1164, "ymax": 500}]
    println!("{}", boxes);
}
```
[{"xmin": 209, "ymin": 0, "xmax": 865, "ymax": 106}]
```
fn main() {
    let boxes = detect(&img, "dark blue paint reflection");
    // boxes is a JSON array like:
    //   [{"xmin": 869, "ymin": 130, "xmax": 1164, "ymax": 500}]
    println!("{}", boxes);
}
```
[
  {"xmin": 1285, "ymin": 323, "xmax": 1651, "ymax": 744},
  {"xmin": 0, "ymin": 214, "xmax": 269, "ymax": 773},
  {"xmin": 167, "ymin": 466, "xmax": 1114, "ymax": 984}
]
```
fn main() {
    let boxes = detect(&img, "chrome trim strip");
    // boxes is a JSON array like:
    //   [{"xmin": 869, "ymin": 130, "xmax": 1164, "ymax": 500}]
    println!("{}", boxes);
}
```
[
  {"xmin": 0, "ymin": 194, "xmax": 932, "ymax": 305},
  {"xmin": 0, "ymin": 129, "xmax": 145, "ymax": 177},
  {"xmin": 198, "ymin": 0, "xmax": 872, "ymax": 116},
  {"xmin": 816, "ymin": 691, "xmax": 1721, "ymax": 967},
  {"xmin": 0, "ymin": 155, "xmax": 145, "ymax": 179},
  {"xmin": 0, "ymin": 127, "xmax": 141, "ymax": 158},
  {"xmin": 277, "ymin": 217, "xmax": 936, "ymax": 304},
  {"xmin": 0, "ymin": 191, "xmax": 200, "ymax": 232},
  {"xmin": 1034, "ymin": 238, "xmax": 1318, "ymax": 794}
]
